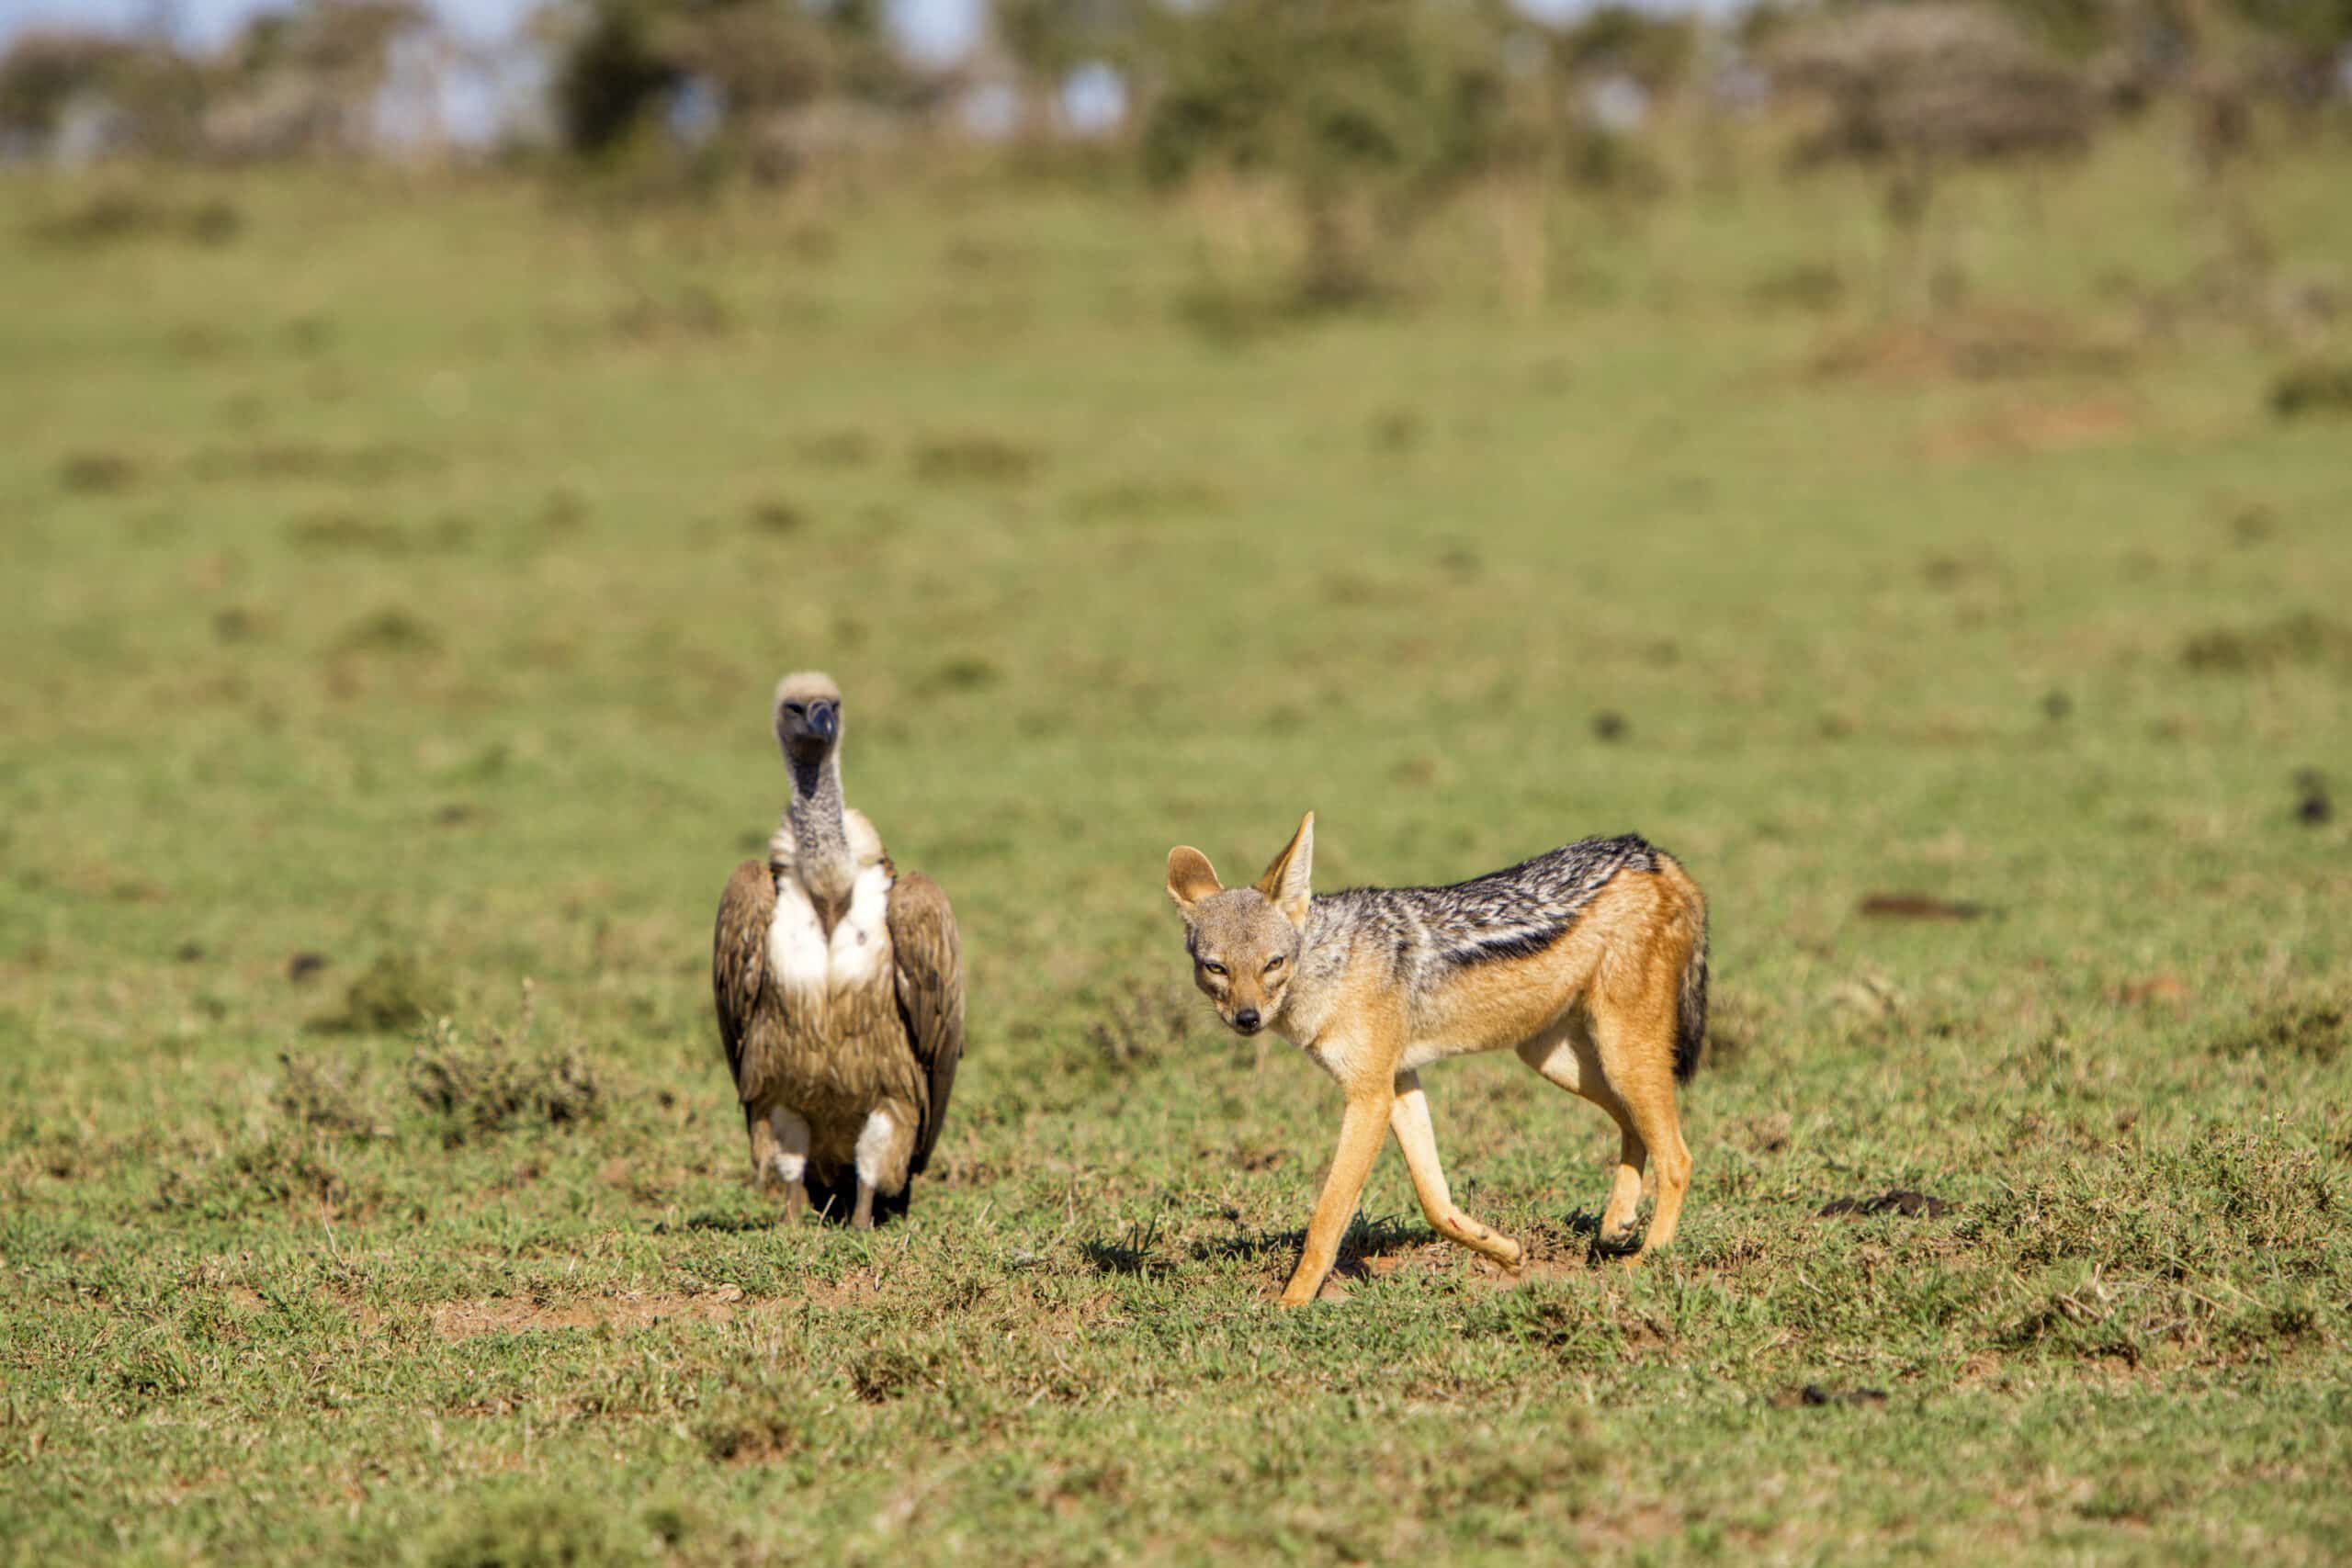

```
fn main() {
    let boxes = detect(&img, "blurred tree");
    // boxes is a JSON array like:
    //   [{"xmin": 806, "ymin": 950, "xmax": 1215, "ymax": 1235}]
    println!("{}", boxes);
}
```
[
  {"xmin": 657, "ymin": 6, "xmax": 833, "ymax": 118},
  {"xmin": 548, "ymin": 0, "xmax": 915, "ymax": 164},
  {"xmin": 999, "ymin": 0, "xmax": 1150, "ymax": 81},
  {"xmin": 1517, "ymin": 3, "xmax": 1693, "ymax": 196},
  {"xmin": 1774, "ymin": 2, "xmax": 2092, "ymax": 305},
  {"xmin": 1545, "ymin": 4, "xmax": 1698, "ymax": 92},
  {"xmin": 0, "ymin": 27, "xmax": 209, "ymax": 156},
  {"xmin": 224, "ymin": 0, "xmax": 425, "ymax": 81},
  {"xmin": 2223, "ymin": 0, "xmax": 2352, "ymax": 51},
  {"xmin": 817, "ymin": 0, "xmax": 912, "ymax": 104},
  {"xmin": 1982, "ymin": 0, "xmax": 2120, "ymax": 55},
  {"xmin": 2223, "ymin": 0, "xmax": 2352, "ymax": 103},
  {"xmin": 0, "ymin": 29, "xmax": 139, "ymax": 147},
  {"xmin": 1140, "ymin": 0, "xmax": 1510, "ymax": 302},
  {"xmin": 551, "ymin": 0, "xmax": 682, "ymax": 155},
  {"xmin": 996, "ymin": 0, "xmax": 1149, "ymax": 137},
  {"xmin": 204, "ymin": 0, "xmax": 432, "ymax": 157},
  {"xmin": 1777, "ymin": 2, "xmax": 2092, "ymax": 163}
]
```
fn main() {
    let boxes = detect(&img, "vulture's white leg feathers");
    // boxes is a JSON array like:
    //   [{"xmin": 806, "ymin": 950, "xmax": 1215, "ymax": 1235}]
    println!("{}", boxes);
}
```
[{"xmin": 711, "ymin": 671, "xmax": 966, "ymax": 1231}]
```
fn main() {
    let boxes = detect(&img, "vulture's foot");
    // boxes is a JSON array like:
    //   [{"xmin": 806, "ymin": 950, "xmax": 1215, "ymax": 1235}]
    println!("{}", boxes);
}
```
[
  {"xmin": 781, "ymin": 1182, "xmax": 806, "ymax": 1226},
  {"xmin": 851, "ymin": 1180, "xmax": 876, "ymax": 1230}
]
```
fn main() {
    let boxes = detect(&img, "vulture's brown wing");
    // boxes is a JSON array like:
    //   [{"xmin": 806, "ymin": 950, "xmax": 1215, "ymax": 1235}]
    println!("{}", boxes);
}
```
[
  {"xmin": 887, "ymin": 871, "xmax": 965, "ymax": 1175},
  {"xmin": 712, "ymin": 860, "xmax": 780, "ymax": 1104}
]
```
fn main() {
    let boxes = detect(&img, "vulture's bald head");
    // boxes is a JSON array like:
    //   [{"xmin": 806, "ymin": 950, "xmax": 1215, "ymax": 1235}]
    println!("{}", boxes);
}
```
[{"xmin": 774, "ymin": 671, "xmax": 842, "ymax": 764}]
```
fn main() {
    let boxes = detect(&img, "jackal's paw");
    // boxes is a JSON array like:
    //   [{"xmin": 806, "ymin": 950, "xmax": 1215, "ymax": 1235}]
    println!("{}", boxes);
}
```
[
  {"xmin": 1492, "ymin": 1236, "xmax": 1525, "ymax": 1272},
  {"xmin": 1596, "ymin": 1220, "xmax": 1643, "ymax": 1255},
  {"xmin": 1276, "ymin": 1272, "xmax": 1340, "ymax": 1308}
]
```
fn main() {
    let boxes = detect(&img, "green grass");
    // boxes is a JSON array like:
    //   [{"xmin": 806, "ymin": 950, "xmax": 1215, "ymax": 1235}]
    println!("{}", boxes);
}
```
[{"xmin": 3, "ymin": 122, "xmax": 2349, "ymax": 1563}]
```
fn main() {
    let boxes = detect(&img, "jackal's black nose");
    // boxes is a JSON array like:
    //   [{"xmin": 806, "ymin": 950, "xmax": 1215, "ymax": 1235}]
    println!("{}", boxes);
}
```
[{"xmin": 1234, "ymin": 1007, "xmax": 1261, "ymax": 1032}]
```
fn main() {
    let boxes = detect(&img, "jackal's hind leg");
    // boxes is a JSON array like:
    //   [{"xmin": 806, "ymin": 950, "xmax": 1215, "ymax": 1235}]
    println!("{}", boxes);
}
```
[
  {"xmin": 1586, "ymin": 988, "xmax": 1692, "ymax": 1257},
  {"xmin": 1516, "ymin": 1027, "xmax": 1644, "ymax": 1250},
  {"xmin": 1390, "ymin": 1073, "xmax": 1521, "ymax": 1270},
  {"xmin": 1595, "ymin": 1109, "xmax": 1647, "ymax": 1252}
]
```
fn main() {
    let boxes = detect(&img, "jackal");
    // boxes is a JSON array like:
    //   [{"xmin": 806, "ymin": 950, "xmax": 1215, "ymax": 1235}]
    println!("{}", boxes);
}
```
[{"xmin": 1165, "ymin": 814, "xmax": 1706, "ymax": 1306}]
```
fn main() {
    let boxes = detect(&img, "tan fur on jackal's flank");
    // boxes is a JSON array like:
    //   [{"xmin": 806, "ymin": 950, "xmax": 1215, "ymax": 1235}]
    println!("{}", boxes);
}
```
[{"xmin": 1166, "ymin": 815, "xmax": 1707, "ymax": 1307}]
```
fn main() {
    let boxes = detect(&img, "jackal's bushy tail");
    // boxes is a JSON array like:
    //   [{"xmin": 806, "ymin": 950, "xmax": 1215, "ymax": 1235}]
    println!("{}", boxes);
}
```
[{"xmin": 1672, "ymin": 886, "xmax": 1708, "ymax": 1085}]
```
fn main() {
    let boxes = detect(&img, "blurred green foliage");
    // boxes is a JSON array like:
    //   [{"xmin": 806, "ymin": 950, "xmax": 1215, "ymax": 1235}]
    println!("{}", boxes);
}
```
[{"xmin": 1141, "ymin": 0, "xmax": 1513, "ymax": 299}]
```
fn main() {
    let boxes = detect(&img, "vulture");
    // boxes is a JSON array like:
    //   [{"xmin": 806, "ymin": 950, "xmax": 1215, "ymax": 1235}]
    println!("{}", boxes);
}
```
[{"xmin": 711, "ymin": 671, "xmax": 965, "ymax": 1227}]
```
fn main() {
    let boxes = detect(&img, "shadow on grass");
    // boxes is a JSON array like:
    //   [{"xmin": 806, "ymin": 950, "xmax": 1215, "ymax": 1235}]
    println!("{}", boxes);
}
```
[
  {"xmin": 1080, "ymin": 1239, "xmax": 1159, "ymax": 1277},
  {"xmin": 1184, "ymin": 1208, "xmax": 1644, "ymax": 1280},
  {"xmin": 654, "ymin": 1179, "xmax": 917, "ymax": 1234},
  {"xmin": 1082, "ymin": 1210, "xmax": 1173, "ymax": 1277},
  {"xmin": 652, "ymin": 1206, "xmax": 885, "ymax": 1235},
  {"xmin": 1188, "ymin": 1212, "xmax": 1430, "ymax": 1266},
  {"xmin": 654, "ymin": 1211, "xmax": 774, "ymax": 1235}
]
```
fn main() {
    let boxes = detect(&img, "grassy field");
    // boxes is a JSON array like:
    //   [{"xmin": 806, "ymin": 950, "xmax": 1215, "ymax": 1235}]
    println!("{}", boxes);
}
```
[{"xmin": 3, "ymin": 120, "xmax": 2349, "ymax": 1563}]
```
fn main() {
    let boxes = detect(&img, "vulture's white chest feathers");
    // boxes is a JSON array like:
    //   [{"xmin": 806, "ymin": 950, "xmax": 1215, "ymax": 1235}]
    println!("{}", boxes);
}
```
[{"xmin": 764, "ymin": 810, "xmax": 894, "ymax": 1008}]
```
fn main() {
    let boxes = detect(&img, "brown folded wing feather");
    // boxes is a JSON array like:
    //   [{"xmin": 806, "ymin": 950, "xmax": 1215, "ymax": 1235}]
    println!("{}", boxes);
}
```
[
  {"xmin": 887, "ymin": 871, "xmax": 965, "ymax": 1175},
  {"xmin": 712, "ymin": 860, "xmax": 781, "ymax": 1105}
]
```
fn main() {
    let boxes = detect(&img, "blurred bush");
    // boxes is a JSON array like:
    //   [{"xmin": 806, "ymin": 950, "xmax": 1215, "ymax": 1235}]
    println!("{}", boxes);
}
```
[
  {"xmin": 1775, "ymin": 2, "xmax": 2093, "ymax": 166},
  {"xmin": 549, "ymin": 0, "xmax": 921, "ymax": 174},
  {"xmin": 1140, "ymin": 0, "xmax": 1511, "ymax": 302}
]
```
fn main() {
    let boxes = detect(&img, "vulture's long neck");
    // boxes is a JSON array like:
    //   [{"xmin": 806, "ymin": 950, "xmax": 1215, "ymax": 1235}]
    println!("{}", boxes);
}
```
[{"xmin": 786, "ymin": 750, "xmax": 855, "ymax": 929}]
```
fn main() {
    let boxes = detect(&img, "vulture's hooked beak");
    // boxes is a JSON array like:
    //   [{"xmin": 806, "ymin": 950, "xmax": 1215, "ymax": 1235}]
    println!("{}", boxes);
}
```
[{"xmin": 808, "ymin": 701, "xmax": 839, "ymax": 742}]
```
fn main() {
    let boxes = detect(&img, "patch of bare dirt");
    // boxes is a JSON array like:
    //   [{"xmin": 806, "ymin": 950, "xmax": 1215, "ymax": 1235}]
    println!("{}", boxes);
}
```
[
  {"xmin": 1579, "ymin": 1501, "xmax": 1683, "ymax": 1551},
  {"xmin": 1319, "ymin": 1247, "xmax": 1592, "ymax": 1300},
  {"xmin": 1926, "ymin": 399, "xmax": 2138, "ymax": 461},
  {"xmin": 1810, "ymin": 308, "xmax": 2131, "ymax": 384},
  {"xmin": 2115, "ymin": 973, "xmax": 2189, "ymax": 1008},
  {"xmin": 797, "ymin": 1271, "xmax": 890, "ymax": 1309},
  {"xmin": 1481, "ymin": 1255, "xmax": 1592, "ymax": 1290},
  {"xmin": 430, "ymin": 1287, "xmax": 744, "ymax": 1339},
  {"xmin": 1859, "ymin": 892, "xmax": 1985, "ymax": 921}
]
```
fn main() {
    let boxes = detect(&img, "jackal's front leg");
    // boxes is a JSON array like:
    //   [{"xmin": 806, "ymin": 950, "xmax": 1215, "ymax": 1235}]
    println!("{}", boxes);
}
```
[
  {"xmin": 1279, "ymin": 1089, "xmax": 1394, "ymax": 1307},
  {"xmin": 1389, "ymin": 1073, "xmax": 1521, "ymax": 1271}
]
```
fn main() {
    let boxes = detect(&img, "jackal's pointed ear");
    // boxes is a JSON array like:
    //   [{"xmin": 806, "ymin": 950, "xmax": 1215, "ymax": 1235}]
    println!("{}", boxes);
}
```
[
  {"xmin": 1166, "ymin": 847, "xmax": 1222, "ymax": 917},
  {"xmin": 1253, "ymin": 811, "xmax": 1315, "ymax": 931}
]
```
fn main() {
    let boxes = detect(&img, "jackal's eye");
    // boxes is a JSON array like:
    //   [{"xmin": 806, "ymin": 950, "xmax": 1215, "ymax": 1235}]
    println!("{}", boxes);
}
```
[
  {"xmin": 1201, "ymin": 960, "xmax": 1227, "ymax": 976},
  {"xmin": 1264, "ymin": 954, "xmax": 1285, "ymax": 973}
]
